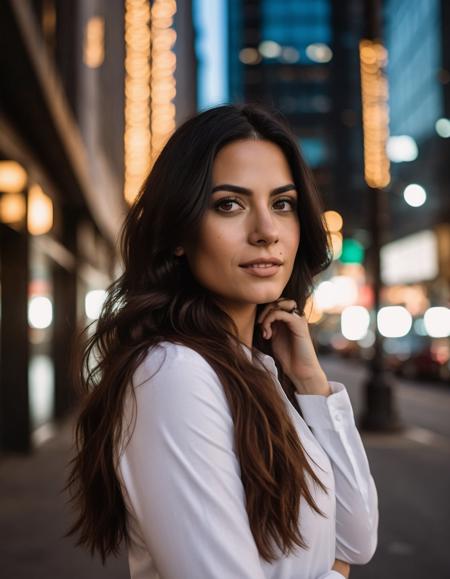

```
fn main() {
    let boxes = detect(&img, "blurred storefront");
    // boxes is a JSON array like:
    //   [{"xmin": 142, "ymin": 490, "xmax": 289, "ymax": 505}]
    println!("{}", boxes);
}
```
[{"xmin": 0, "ymin": 0, "xmax": 196, "ymax": 453}]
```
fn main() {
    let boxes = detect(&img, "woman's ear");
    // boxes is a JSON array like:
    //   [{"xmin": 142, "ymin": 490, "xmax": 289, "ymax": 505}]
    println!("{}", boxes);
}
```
[{"xmin": 174, "ymin": 246, "xmax": 185, "ymax": 256}]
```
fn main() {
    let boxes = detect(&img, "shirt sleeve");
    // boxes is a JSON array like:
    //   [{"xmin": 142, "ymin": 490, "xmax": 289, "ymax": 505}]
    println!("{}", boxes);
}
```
[
  {"xmin": 118, "ymin": 343, "xmax": 267, "ymax": 579},
  {"xmin": 295, "ymin": 381, "xmax": 379, "ymax": 566}
]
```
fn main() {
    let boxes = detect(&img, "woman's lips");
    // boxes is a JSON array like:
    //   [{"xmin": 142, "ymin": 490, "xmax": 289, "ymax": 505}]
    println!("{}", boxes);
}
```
[{"xmin": 239, "ymin": 264, "xmax": 281, "ymax": 277}]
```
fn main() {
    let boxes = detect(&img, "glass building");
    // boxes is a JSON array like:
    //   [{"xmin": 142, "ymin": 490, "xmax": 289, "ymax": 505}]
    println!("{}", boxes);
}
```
[
  {"xmin": 385, "ymin": 0, "xmax": 443, "ymax": 142},
  {"xmin": 383, "ymin": 0, "xmax": 449, "ymax": 239},
  {"xmin": 227, "ymin": 0, "xmax": 366, "ymax": 232}
]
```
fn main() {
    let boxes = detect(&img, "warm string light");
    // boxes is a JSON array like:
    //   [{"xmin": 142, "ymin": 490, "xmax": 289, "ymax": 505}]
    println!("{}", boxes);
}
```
[
  {"xmin": 150, "ymin": 0, "xmax": 177, "ymax": 161},
  {"xmin": 124, "ymin": 0, "xmax": 177, "ymax": 204},
  {"xmin": 0, "ymin": 193, "xmax": 26, "ymax": 225},
  {"xmin": 323, "ymin": 210, "xmax": 343, "ymax": 260},
  {"xmin": 0, "ymin": 160, "xmax": 27, "ymax": 193},
  {"xmin": 0, "ymin": 160, "xmax": 27, "ymax": 228},
  {"xmin": 329, "ymin": 232, "xmax": 343, "ymax": 260},
  {"xmin": 27, "ymin": 184, "xmax": 53, "ymax": 235},
  {"xmin": 124, "ymin": 0, "xmax": 152, "ymax": 204},
  {"xmin": 359, "ymin": 39, "xmax": 390, "ymax": 188},
  {"xmin": 84, "ymin": 16, "xmax": 105, "ymax": 68}
]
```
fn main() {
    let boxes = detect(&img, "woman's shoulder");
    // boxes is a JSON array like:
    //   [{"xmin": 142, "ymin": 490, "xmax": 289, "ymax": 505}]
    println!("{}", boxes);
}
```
[
  {"xmin": 119, "ymin": 341, "xmax": 233, "ymax": 466},
  {"xmin": 124, "ymin": 341, "xmax": 233, "ymax": 443},
  {"xmin": 132, "ymin": 340, "xmax": 221, "ymax": 393},
  {"xmin": 144, "ymin": 339, "xmax": 212, "ymax": 369},
  {"xmin": 151, "ymin": 339, "xmax": 207, "ymax": 359}
]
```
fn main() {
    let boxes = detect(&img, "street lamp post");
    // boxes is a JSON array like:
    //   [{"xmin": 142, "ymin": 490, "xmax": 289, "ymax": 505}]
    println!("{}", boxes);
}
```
[{"xmin": 359, "ymin": 0, "xmax": 403, "ymax": 432}]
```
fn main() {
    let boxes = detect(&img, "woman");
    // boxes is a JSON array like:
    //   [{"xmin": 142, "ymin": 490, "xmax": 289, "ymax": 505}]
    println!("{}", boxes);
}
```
[{"xmin": 67, "ymin": 104, "xmax": 379, "ymax": 579}]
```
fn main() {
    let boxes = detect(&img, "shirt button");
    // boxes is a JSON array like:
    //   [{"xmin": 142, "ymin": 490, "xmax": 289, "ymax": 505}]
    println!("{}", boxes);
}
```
[{"xmin": 334, "ymin": 414, "xmax": 341, "ymax": 422}]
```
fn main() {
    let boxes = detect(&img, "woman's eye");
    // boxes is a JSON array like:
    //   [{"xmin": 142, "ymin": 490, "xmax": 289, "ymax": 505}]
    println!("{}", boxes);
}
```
[
  {"xmin": 274, "ymin": 198, "xmax": 297, "ymax": 211},
  {"xmin": 214, "ymin": 198, "xmax": 243, "ymax": 212},
  {"xmin": 213, "ymin": 196, "xmax": 297, "ymax": 213}
]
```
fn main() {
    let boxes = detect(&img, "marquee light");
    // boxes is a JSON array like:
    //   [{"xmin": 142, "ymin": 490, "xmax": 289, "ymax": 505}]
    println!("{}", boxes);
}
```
[
  {"xmin": 359, "ymin": 39, "xmax": 390, "ymax": 188},
  {"xmin": 124, "ymin": 0, "xmax": 152, "ymax": 204},
  {"xmin": 150, "ymin": 0, "xmax": 177, "ymax": 161},
  {"xmin": 124, "ymin": 0, "xmax": 177, "ymax": 204}
]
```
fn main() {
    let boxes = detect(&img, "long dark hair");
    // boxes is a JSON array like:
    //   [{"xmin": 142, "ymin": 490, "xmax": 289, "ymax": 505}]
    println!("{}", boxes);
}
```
[{"xmin": 66, "ymin": 103, "xmax": 333, "ymax": 564}]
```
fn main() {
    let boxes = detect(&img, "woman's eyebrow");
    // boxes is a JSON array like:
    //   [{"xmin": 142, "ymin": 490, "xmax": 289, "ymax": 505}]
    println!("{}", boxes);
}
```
[{"xmin": 210, "ymin": 183, "xmax": 297, "ymax": 196}]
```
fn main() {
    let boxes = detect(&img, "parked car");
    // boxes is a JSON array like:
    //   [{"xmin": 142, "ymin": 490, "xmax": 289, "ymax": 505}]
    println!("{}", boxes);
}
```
[{"xmin": 384, "ymin": 334, "xmax": 450, "ymax": 383}]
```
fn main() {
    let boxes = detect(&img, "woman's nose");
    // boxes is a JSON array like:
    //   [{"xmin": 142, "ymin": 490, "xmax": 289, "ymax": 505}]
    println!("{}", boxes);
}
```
[{"xmin": 248, "ymin": 209, "xmax": 279, "ymax": 245}]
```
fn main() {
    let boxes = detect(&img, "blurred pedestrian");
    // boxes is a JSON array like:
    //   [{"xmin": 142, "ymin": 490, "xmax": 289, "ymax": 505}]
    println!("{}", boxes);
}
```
[{"xmin": 66, "ymin": 104, "xmax": 378, "ymax": 579}]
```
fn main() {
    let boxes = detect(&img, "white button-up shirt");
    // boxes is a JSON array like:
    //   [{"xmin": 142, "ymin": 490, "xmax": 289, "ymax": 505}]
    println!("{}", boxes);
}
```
[{"xmin": 117, "ymin": 341, "xmax": 379, "ymax": 579}]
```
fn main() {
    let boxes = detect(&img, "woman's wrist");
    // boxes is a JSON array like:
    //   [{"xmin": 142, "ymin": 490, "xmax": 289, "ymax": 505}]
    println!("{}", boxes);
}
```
[
  {"xmin": 292, "ymin": 369, "xmax": 331, "ymax": 396},
  {"xmin": 332, "ymin": 558, "xmax": 350, "ymax": 578}
]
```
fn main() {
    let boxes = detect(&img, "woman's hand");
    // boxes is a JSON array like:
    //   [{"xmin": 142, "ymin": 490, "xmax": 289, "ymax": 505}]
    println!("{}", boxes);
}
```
[
  {"xmin": 256, "ymin": 297, "xmax": 330, "ymax": 396},
  {"xmin": 332, "ymin": 558, "xmax": 351, "ymax": 578}
]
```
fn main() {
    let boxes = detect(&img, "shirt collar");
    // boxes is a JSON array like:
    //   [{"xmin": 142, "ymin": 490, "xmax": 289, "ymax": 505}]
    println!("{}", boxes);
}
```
[{"xmin": 240, "ymin": 342, "xmax": 278, "ymax": 376}]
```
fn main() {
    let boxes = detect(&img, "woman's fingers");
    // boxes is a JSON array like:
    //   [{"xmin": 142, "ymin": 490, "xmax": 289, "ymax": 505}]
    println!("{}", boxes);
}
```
[
  {"xmin": 260, "ymin": 306, "xmax": 303, "ymax": 339},
  {"xmin": 257, "ymin": 298, "xmax": 297, "ymax": 325}
]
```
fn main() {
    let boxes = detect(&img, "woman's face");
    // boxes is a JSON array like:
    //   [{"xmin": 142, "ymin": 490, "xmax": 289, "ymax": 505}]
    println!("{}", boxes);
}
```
[{"xmin": 181, "ymin": 138, "xmax": 300, "ymax": 309}]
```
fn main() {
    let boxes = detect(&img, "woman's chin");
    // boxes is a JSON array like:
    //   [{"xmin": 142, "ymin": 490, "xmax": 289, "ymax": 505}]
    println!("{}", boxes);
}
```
[{"xmin": 244, "ymin": 287, "xmax": 284, "ymax": 304}]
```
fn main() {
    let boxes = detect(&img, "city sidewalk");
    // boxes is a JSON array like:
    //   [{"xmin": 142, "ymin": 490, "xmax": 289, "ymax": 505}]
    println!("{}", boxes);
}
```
[
  {"xmin": 0, "ymin": 420, "xmax": 129, "ymax": 579},
  {"xmin": 1, "ymin": 356, "xmax": 450, "ymax": 578}
]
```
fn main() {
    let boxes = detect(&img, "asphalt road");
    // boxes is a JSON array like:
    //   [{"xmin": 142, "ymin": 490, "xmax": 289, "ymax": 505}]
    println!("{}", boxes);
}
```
[
  {"xmin": 0, "ymin": 354, "xmax": 449, "ymax": 578},
  {"xmin": 321, "ymin": 354, "xmax": 450, "ymax": 440}
]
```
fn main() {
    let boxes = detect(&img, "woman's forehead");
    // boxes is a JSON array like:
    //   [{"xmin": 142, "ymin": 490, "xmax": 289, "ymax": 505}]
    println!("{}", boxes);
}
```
[{"xmin": 212, "ymin": 139, "xmax": 293, "ymax": 181}]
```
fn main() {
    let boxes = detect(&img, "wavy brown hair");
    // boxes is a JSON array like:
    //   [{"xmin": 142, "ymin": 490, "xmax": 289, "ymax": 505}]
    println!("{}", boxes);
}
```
[{"xmin": 66, "ymin": 103, "xmax": 333, "ymax": 564}]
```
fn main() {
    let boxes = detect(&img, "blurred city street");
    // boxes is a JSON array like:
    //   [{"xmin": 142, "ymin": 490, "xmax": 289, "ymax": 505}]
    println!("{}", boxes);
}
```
[
  {"xmin": 0, "ymin": 0, "xmax": 449, "ymax": 577},
  {"xmin": 321, "ymin": 356, "xmax": 450, "ymax": 579},
  {"xmin": 1, "ymin": 354, "xmax": 450, "ymax": 579}
]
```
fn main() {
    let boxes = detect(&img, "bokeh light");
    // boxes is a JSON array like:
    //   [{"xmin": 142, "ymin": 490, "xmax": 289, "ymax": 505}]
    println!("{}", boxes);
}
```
[
  {"xmin": 423, "ymin": 307, "xmax": 450, "ymax": 338},
  {"xmin": 28, "ymin": 296, "xmax": 53, "ymax": 329},
  {"xmin": 387, "ymin": 135, "xmax": 418, "ymax": 162},
  {"xmin": 435, "ymin": 118, "xmax": 450, "ymax": 138},
  {"xmin": 85, "ymin": 290, "xmax": 107, "ymax": 320},
  {"xmin": 403, "ymin": 183, "xmax": 427, "ymax": 207},
  {"xmin": 341, "ymin": 306, "xmax": 370, "ymax": 341},
  {"xmin": 377, "ymin": 306, "xmax": 412, "ymax": 338}
]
